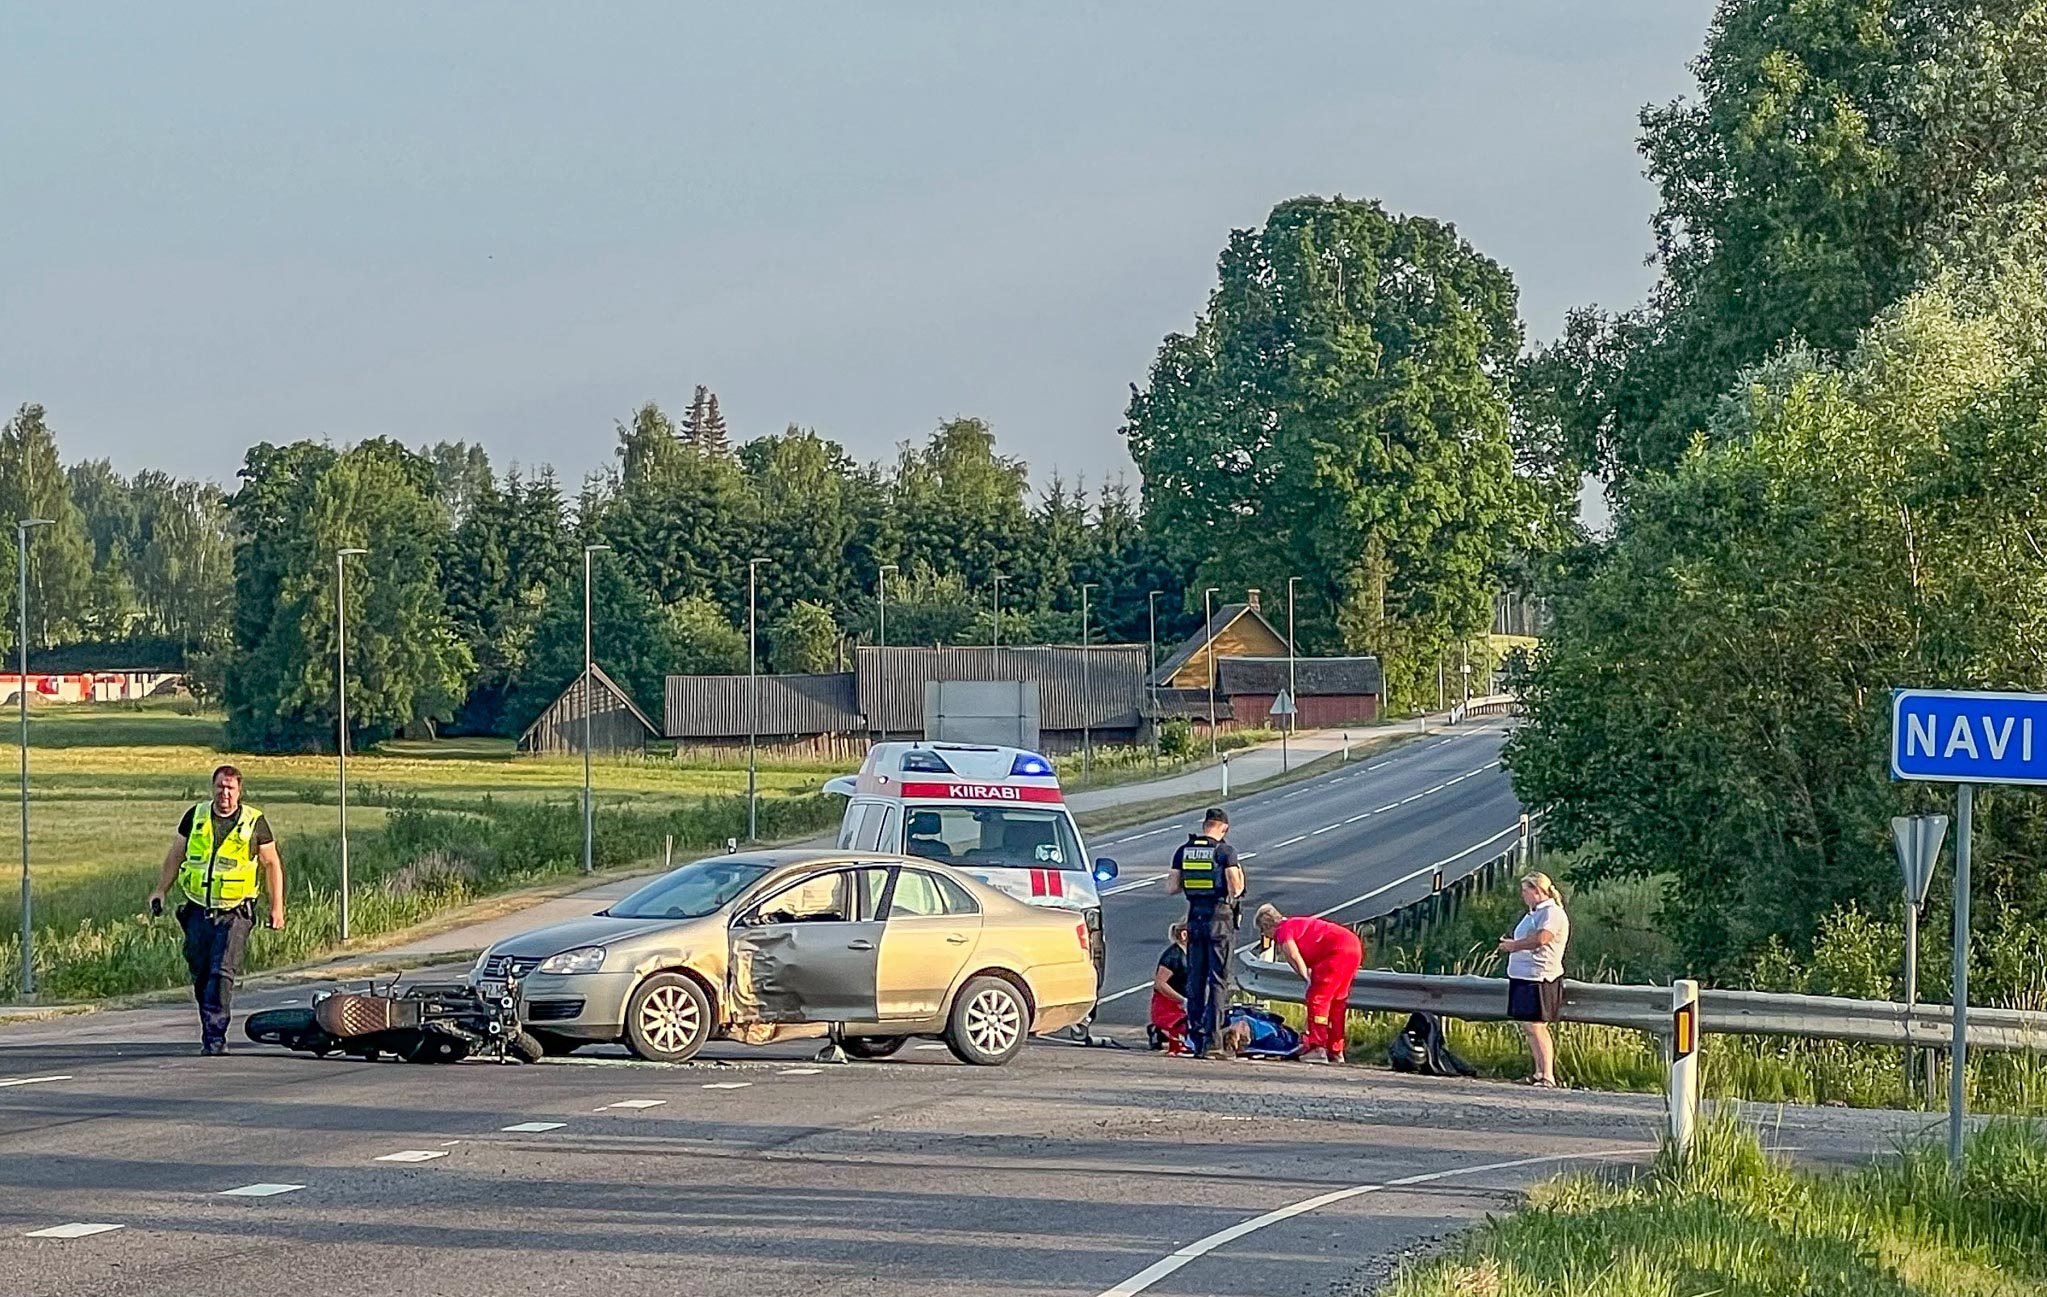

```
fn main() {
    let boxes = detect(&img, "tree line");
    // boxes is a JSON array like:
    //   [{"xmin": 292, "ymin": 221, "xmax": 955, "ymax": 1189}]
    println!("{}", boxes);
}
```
[{"xmin": 1506, "ymin": 0, "xmax": 2047, "ymax": 985}]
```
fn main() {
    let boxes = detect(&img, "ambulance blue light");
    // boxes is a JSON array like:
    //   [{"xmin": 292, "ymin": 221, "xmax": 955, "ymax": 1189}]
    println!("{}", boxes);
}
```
[{"xmin": 1010, "ymin": 754, "xmax": 1053, "ymax": 777}]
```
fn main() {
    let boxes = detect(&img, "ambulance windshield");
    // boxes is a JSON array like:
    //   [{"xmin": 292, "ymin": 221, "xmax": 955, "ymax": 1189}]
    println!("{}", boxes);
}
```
[{"xmin": 901, "ymin": 806, "xmax": 1082, "ymax": 871}]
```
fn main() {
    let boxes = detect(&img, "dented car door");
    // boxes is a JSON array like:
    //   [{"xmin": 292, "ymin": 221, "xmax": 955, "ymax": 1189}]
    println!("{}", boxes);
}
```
[{"xmin": 727, "ymin": 868, "xmax": 883, "ymax": 1025}]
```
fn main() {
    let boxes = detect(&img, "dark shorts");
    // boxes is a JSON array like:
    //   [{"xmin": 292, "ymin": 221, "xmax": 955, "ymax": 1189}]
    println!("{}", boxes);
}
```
[{"xmin": 1508, "ymin": 976, "xmax": 1564, "ymax": 1023}]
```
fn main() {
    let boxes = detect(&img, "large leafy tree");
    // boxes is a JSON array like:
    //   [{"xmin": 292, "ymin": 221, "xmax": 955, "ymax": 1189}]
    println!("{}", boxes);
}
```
[
  {"xmin": 508, "ymin": 559, "xmax": 680, "ymax": 729},
  {"xmin": 1539, "ymin": 0, "xmax": 2047, "ymax": 487},
  {"xmin": 0, "ymin": 404, "xmax": 95, "ymax": 648},
  {"xmin": 1124, "ymin": 197, "xmax": 1536, "ymax": 705},
  {"xmin": 446, "ymin": 466, "xmax": 575, "ymax": 734},
  {"xmin": 1509, "ymin": 253, "xmax": 2047, "ymax": 977},
  {"xmin": 892, "ymin": 418, "xmax": 1032, "ymax": 595},
  {"xmin": 743, "ymin": 426, "xmax": 862, "ymax": 617},
  {"xmin": 223, "ymin": 439, "xmax": 473, "ymax": 750}
]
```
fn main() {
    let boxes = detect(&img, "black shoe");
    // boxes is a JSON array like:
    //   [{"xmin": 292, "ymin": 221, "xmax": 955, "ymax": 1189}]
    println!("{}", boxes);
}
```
[{"xmin": 200, "ymin": 1041, "xmax": 226, "ymax": 1057}]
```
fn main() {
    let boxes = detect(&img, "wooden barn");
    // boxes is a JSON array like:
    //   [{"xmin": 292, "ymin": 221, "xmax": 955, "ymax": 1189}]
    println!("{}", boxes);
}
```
[{"xmin": 517, "ymin": 665, "xmax": 660, "ymax": 756}]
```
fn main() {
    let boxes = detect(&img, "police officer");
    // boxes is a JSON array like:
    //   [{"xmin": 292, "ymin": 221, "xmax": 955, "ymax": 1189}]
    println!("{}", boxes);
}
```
[
  {"xmin": 147, "ymin": 765, "xmax": 285, "ymax": 1055},
  {"xmin": 1167, "ymin": 807, "xmax": 1244, "ymax": 1058}
]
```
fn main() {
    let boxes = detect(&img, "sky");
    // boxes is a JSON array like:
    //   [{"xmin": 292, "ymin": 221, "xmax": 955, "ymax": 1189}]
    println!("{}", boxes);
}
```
[{"xmin": 0, "ymin": 3, "xmax": 1709, "ymax": 494}]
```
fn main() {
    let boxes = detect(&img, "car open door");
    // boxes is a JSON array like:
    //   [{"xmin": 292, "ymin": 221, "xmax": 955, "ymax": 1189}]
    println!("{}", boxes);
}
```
[{"xmin": 727, "ymin": 868, "xmax": 882, "ymax": 1025}]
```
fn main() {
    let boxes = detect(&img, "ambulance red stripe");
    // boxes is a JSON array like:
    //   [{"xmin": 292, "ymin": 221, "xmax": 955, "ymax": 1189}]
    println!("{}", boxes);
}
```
[{"xmin": 896, "ymin": 781, "xmax": 1065, "ymax": 805}]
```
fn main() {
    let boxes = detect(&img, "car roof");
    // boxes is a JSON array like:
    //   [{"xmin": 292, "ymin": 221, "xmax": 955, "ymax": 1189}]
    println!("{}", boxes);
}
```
[{"xmin": 720, "ymin": 849, "xmax": 1039, "ymax": 918}]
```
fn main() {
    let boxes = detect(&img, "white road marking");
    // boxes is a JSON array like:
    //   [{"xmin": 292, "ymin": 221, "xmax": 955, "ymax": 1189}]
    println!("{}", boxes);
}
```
[
  {"xmin": 1374, "ymin": 803, "xmax": 1397, "ymax": 813},
  {"xmin": 501, "ymin": 1122, "xmax": 565, "ymax": 1133},
  {"xmin": 1343, "ymin": 813, "xmax": 1371, "ymax": 824},
  {"xmin": 25, "ymin": 1223, "xmax": 122, "ymax": 1239},
  {"xmin": 221, "ymin": 1183, "xmax": 304, "ymax": 1197},
  {"xmin": 606, "ymin": 1099, "xmax": 667, "ymax": 1109},
  {"xmin": 375, "ymin": 1150, "xmax": 448, "ymax": 1163},
  {"xmin": 0, "ymin": 1074, "xmax": 70, "ymax": 1088},
  {"xmin": 702, "ymin": 1082, "xmax": 752, "ymax": 1090},
  {"xmin": 777, "ymin": 1068, "xmax": 823, "ymax": 1076},
  {"xmin": 1091, "ymin": 1146, "xmax": 1654, "ymax": 1296},
  {"xmin": 1104, "ymin": 874, "xmax": 1166, "ymax": 895},
  {"xmin": 1309, "ymin": 824, "xmax": 1338, "ymax": 836},
  {"xmin": 1270, "ymin": 835, "xmax": 1306, "ymax": 849}
]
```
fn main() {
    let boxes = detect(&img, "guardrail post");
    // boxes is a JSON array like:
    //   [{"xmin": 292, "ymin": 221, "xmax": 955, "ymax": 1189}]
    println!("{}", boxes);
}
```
[
  {"xmin": 1667, "ymin": 978, "xmax": 1701, "ymax": 1154},
  {"xmin": 1518, "ymin": 814, "xmax": 1531, "ymax": 869}
]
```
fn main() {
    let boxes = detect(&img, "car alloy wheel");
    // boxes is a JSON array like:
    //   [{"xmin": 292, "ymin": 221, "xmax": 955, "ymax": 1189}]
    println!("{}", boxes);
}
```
[
  {"xmin": 624, "ymin": 972, "xmax": 712, "ymax": 1063},
  {"xmin": 945, "ymin": 975, "xmax": 1028, "ymax": 1066}
]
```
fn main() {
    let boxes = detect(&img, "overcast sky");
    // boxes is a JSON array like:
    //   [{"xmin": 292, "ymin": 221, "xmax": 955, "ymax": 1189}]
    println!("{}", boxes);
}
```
[{"xmin": 1, "ymin": 4, "xmax": 1707, "ymax": 493}]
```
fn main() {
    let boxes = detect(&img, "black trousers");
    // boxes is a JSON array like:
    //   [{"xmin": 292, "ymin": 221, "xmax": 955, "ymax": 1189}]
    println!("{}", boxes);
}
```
[
  {"xmin": 1180, "ymin": 904, "xmax": 1236, "ymax": 1055},
  {"xmin": 179, "ymin": 902, "xmax": 253, "ymax": 1047}
]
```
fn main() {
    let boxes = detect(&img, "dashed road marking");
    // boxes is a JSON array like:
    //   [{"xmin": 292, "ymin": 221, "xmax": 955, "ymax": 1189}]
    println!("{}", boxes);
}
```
[
  {"xmin": 1270, "ymin": 835, "xmax": 1306, "ymax": 849},
  {"xmin": 375, "ymin": 1150, "xmax": 447, "ymax": 1163},
  {"xmin": 25, "ymin": 1223, "xmax": 122, "ymax": 1239},
  {"xmin": 702, "ymin": 1082, "xmax": 752, "ymax": 1090},
  {"xmin": 0, "ymin": 1074, "xmax": 70, "ymax": 1089},
  {"xmin": 912, "ymin": 1043, "xmax": 948, "ymax": 1051},
  {"xmin": 1374, "ymin": 803, "xmax": 1397, "ymax": 813},
  {"xmin": 1310, "ymin": 824, "xmax": 1338, "ymax": 835},
  {"xmin": 502, "ymin": 1121, "xmax": 565, "ymax": 1133},
  {"xmin": 221, "ymin": 1183, "xmax": 304, "ymax": 1197},
  {"xmin": 606, "ymin": 1099, "xmax": 667, "ymax": 1109},
  {"xmin": 1104, "ymin": 874, "xmax": 1166, "ymax": 895},
  {"xmin": 777, "ymin": 1068, "xmax": 823, "ymax": 1076}
]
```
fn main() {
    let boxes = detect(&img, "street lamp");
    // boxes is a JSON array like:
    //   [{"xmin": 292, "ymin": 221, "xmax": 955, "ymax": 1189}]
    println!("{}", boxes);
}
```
[
  {"xmin": 1284, "ymin": 575, "xmax": 1299, "ymax": 772},
  {"xmin": 335, "ymin": 546, "xmax": 368, "ymax": 941},
  {"xmin": 1146, "ymin": 590, "xmax": 1162, "ymax": 775},
  {"xmin": 1202, "ymin": 586, "xmax": 1220, "ymax": 759},
  {"xmin": 581, "ymin": 543, "xmax": 611, "ymax": 875},
  {"xmin": 991, "ymin": 573, "xmax": 1004, "ymax": 649},
  {"xmin": 747, "ymin": 557, "xmax": 770, "ymax": 843},
  {"xmin": 14, "ymin": 517, "xmax": 50, "ymax": 1001},
  {"xmin": 1079, "ymin": 583, "xmax": 1097, "ymax": 784},
  {"xmin": 876, "ymin": 563, "xmax": 897, "ymax": 742}
]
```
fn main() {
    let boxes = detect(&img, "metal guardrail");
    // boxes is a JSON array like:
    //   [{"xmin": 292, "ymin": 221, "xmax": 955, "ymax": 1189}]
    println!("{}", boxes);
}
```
[{"xmin": 1233, "ymin": 959, "xmax": 2047, "ymax": 1054}]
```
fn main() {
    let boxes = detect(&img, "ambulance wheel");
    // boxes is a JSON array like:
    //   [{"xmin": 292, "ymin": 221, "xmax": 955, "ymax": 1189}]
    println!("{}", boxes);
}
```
[
  {"xmin": 944, "ymin": 976, "xmax": 1028, "ymax": 1066},
  {"xmin": 840, "ymin": 1035, "xmax": 908, "ymax": 1060},
  {"xmin": 624, "ymin": 972, "xmax": 711, "ymax": 1063}
]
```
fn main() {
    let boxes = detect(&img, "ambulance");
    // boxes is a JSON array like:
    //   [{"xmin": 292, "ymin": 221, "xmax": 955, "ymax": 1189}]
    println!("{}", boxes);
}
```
[{"xmin": 824, "ymin": 743, "xmax": 1117, "ymax": 983}]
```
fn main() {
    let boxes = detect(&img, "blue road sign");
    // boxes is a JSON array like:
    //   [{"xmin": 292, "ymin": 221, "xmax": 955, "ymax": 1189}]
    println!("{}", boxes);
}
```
[{"xmin": 1892, "ymin": 689, "xmax": 2047, "ymax": 785}]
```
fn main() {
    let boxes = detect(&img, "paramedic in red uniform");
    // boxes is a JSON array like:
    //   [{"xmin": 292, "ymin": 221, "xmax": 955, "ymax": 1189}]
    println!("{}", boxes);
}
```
[{"xmin": 1254, "ymin": 904, "xmax": 1363, "ymax": 1063}]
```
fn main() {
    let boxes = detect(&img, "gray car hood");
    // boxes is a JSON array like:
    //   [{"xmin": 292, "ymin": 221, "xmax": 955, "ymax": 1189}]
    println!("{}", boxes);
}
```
[{"xmin": 487, "ymin": 913, "xmax": 682, "ymax": 959}]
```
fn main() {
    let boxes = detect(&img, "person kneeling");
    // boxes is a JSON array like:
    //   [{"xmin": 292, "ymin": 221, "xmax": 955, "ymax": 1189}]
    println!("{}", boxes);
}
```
[{"xmin": 1148, "ymin": 922, "xmax": 1192, "ymax": 1054}]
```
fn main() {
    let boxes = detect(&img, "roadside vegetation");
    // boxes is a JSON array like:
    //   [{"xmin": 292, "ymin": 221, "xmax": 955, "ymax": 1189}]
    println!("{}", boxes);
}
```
[
  {"xmin": 1383, "ymin": 1116, "xmax": 2047, "ymax": 1297},
  {"xmin": 1342, "ymin": 859, "xmax": 2047, "ymax": 1116},
  {"xmin": 0, "ymin": 700, "xmax": 841, "ymax": 1001}
]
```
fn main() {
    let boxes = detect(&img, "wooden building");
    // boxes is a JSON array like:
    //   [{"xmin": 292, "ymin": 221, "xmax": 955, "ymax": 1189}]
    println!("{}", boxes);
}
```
[
  {"xmin": 1146, "ymin": 590, "xmax": 1381, "ymax": 730},
  {"xmin": 517, "ymin": 665, "xmax": 660, "ymax": 756}
]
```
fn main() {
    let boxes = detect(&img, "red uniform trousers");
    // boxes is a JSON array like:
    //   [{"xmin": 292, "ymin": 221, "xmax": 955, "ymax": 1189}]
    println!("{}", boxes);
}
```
[{"xmin": 1302, "ymin": 929, "xmax": 1363, "ymax": 1056}]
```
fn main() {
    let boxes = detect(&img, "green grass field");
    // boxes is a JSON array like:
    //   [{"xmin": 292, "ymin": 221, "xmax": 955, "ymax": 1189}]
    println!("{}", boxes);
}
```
[
  {"xmin": 1385, "ymin": 1116, "xmax": 2047, "ymax": 1296},
  {"xmin": 0, "ymin": 700, "xmax": 847, "ymax": 1000}
]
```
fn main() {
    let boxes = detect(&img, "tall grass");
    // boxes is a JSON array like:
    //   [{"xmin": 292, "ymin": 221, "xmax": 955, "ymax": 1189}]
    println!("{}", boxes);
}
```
[
  {"xmin": 1382, "ymin": 1114, "xmax": 2047, "ymax": 1296},
  {"xmin": 0, "ymin": 792, "xmax": 842, "ymax": 1002}
]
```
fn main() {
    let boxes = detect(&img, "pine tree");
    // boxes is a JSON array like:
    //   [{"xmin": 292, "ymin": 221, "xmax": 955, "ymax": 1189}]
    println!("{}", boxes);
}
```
[{"xmin": 681, "ymin": 384, "xmax": 731, "ymax": 455}]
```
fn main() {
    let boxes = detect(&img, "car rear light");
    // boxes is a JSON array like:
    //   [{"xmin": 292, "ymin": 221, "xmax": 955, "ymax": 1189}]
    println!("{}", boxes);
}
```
[{"xmin": 1075, "ymin": 922, "xmax": 1090, "ymax": 953}]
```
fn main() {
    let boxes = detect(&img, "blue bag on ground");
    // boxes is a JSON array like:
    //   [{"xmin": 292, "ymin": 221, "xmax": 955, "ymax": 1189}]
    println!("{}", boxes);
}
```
[{"xmin": 1224, "ymin": 1005, "xmax": 1302, "ymax": 1058}]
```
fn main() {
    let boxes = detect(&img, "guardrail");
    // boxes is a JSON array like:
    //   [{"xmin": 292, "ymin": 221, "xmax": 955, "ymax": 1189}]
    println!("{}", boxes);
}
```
[
  {"xmin": 1233, "ymin": 953, "xmax": 2047, "ymax": 1149},
  {"xmin": 1347, "ymin": 817, "xmax": 1540, "ymax": 951}
]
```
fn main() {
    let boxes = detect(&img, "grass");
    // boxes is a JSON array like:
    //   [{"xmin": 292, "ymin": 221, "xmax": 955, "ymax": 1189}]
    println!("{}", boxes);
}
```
[
  {"xmin": 1051, "ymin": 727, "xmax": 1285, "ymax": 792},
  {"xmin": 1331, "ymin": 859, "xmax": 2047, "ymax": 1115},
  {"xmin": 0, "ymin": 700, "xmax": 846, "ymax": 1001},
  {"xmin": 1382, "ymin": 1115, "xmax": 2047, "ymax": 1296}
]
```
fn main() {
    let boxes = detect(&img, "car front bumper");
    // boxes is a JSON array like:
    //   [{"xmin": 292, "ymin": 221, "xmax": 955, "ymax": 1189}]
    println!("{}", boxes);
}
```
[{"xmin": 501, "ymin": 970, "xmax": 636, "ymax": 1040}]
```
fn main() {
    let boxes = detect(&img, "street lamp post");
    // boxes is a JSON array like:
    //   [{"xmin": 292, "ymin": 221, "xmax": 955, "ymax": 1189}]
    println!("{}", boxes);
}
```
[
  {"xmin": 1285, "ymin": 575, "xmax": 1299, "ymax": 772},
  {"xmin": 1146, "ymin": 590, "xmax": 1162, "ymax": 775},
  {"xmin": 335, "ymin": 546, "xmax": 368, "ymax": 941},
  {"xmin": 1079, "ymin": 583, "xmax": 1097, "ymax": 784},
  {"xmin": 991, "ymin": 573, "xmax": 1004, "ymax": 649},
  {"xmin": 1202, "ymin": 586, "xmax": 1220, "ymax": 759},
  {"xmin": 14, "ymin": 517, "xmax": 51, "ymax": 1001},
  {"xmin": 876, "ymin": 563, "xmax": 897, "ymax": 741},
  {"xmin": 747, "ymin": 557, "xmax": 769, "ymax": 842},
  {"xmin": 581, "ymin": 543, "xmax": 611, "ymax": 874}
]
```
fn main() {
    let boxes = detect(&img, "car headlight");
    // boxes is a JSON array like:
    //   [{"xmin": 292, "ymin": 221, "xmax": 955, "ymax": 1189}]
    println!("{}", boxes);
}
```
[{"xmin": 536, "ymin": 945, "xmax": 607, "ymax": 975}]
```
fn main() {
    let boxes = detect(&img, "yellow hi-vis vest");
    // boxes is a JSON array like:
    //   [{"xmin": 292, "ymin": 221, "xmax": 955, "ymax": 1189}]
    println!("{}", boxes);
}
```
[
  {"xmin": 1178, "ymin": 837, "xmax": 1220, "ymax": 894},
  {"xmin": 178, "ymin": 802, "xmax": 265, "ymax": 909}
]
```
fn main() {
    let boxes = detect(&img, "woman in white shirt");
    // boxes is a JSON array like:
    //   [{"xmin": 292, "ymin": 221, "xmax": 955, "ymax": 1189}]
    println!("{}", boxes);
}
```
[{"xmin": 1496, "ymin": 872, "xmax": 1570, "ymax": 1088}]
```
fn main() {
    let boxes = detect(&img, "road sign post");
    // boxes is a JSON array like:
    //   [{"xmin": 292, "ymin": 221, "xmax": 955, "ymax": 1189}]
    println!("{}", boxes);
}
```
[
  {"xmin": 1890, "ymin": 688, "xmax": 2047, "ymax": 1172},
  {"xmin": 1271, "ymin": 689, "xmax": 1296, "ymax": 772},
  {"xmin": 1891, "ymin": 813, "xmax": 1947, "ymax": 1101}
]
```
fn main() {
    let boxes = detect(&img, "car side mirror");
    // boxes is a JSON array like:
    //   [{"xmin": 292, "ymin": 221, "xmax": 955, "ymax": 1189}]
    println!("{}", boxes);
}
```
[{"xmin": 1093, "ymin": 857, "xmax": 1119, "ymax": 883}]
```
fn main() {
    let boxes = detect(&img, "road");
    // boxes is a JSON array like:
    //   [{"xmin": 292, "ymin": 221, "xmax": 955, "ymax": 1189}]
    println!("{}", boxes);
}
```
[{"xmin": 0, "ymin": 717, "xmax": 1921, "ymax": 1296}]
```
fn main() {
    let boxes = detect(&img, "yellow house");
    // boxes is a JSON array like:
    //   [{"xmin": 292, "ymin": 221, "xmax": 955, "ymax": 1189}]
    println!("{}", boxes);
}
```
[{"xmin": 1148, "ymin": 593, "xmax": 1292, "ymax": 691}]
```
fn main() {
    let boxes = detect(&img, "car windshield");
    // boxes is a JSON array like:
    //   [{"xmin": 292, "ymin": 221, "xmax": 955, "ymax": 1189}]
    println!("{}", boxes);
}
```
[
  {"xmin": 605, "ymin": 858, "xmax": 772, "ymax": 919},
  {"xmin": 902, "ymin": 806, "xmax": 1082, "ymax": 871}
]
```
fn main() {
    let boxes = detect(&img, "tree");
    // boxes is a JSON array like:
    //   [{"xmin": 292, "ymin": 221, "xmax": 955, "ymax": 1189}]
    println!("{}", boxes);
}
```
[
  {"xmin": 767, "ymin": 600, "xmax": 840, "ymax": 674},
  {"xmin": 222, "ymin": 439, "xmax": 472, "ymax": 750},
  {"xmin": 427, "ymin": 441, "xmax": 495, "ymax": 524},
  {"xmin": 1544, "ymin": 0, "xmax": 2047, "ymax": 488},
  {"xmin": 893, "ymin": 418, "xmax": 1032, "ymax": 596},
  {"xmin": 129, "ymin": 474, "xmax": 234, "ymax": 652},
  {"xmin": 682, "ymin": 384, "xmax": 731, "ymax": 455},
  {"xmin": 1508, "ymin": 248, "xmax": 2047, "ymax": 977},
  {"xmin": 869, "ymin": 563, "xmax": 976, "ymax": 647},
  {"xmin": 743, "ymin": 426, "xmax": 861, "ymax": 615},
  {"xmin": 667, "ymin": 594, "xmax": 747, "ymax": 674},
  {"xmin": 590, "ymin": 406, "xmax": 757, "ymax": 618},
  {"xmin": 509, "ymin": 560, "xmax": 677, "ymax": 728},
  {"xmin": 0, "ymin": 405, "xmax": 95, "ymax": 648},
  {"xmin": 1123, "ymin": 197, "xmax": 1536, "ymax": 706},
  {"xmin": 446, "ymin": 466, "xmax": 575, "ymax": 734}
]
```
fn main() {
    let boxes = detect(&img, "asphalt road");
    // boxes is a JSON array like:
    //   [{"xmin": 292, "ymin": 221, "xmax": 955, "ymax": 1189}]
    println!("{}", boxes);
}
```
[{"xmin": 0, "ymin": 718, "xmax": 1926, "ymax": 1296}]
